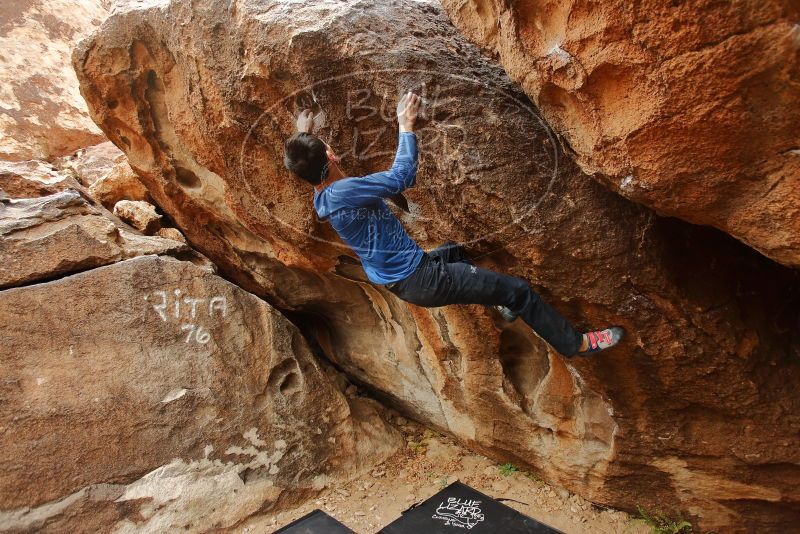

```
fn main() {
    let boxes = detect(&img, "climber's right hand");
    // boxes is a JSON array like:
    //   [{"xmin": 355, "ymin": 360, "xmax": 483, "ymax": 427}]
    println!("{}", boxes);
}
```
[
  {"xmin": 397, "ymin": 91, "xmax": 421, "ymax": 133},
  {"xmin": 296, "ymin": 109, "xmax": 314, "ymax": 133}
]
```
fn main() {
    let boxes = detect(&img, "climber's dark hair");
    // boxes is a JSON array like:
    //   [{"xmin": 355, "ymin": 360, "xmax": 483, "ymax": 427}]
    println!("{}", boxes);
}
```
[{"xmin": 283, "ymin": 132, "xmax": 329, "ymax": 185}]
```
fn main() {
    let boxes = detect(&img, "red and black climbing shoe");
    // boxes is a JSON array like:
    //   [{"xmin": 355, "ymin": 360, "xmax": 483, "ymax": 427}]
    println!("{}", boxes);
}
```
[{"xmin": 578, "ymin": 327, "xmax": 624, "ymax": 355}]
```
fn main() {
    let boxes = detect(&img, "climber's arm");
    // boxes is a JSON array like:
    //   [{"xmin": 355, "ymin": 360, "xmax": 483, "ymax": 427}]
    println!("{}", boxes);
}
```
[
  {"xmin": 326, "ymin": 132, "xmax": 418, "ymax": 207},
  {"xmin": 386, "ymin": 130, "xmax": 419, "ymax": 190},
  {"xmin": 327, "ymin": 92, "xmax": 422, "ymax": 208}
]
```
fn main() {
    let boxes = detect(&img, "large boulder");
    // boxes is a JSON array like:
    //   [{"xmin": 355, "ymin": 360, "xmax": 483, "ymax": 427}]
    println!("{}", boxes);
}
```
[
  {"xmin": 0, "ymin": 159, "xmax": 73, "ymax": 199},
  {"xmin": 54, "ymin": 141, "xmax": 125, "ymax": 187},
  {"xmin": 0, "ymin": 254, "xmax": 399, "ymax": 532},
  {"xmin": 0, "ymin": 189, "xmax": 185, "ymax": 289},
  {"xmin": 0, "ymin": 0, "xmax": 109, "ymax": 161},
  {"xmin": 52, "ymin": 140, "xmax": 153, "ymax": 208},
  {"xmin": 441, "ymin": 0, "xmax": 800, "ymax": 267},
  {"xmin": 89, "ymin": 157, "xmax": 152, "ymax": 208},
  {"xmin": 0, "ymin": 162, "xmax": 400, "ymax": 531},
  {"xmin": 74, "ymin": 0, "xmax": 800, "ymax": 531}
]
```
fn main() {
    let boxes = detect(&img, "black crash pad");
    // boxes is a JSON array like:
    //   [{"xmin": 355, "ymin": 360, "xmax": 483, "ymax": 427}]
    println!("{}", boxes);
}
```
[
  {"xmin": 379, "ymin": 481, "xmax": 564, "ymax": 533},
  {"xmin": 273, "ymin": 509, "xmax": 355, "ymax": 534}
]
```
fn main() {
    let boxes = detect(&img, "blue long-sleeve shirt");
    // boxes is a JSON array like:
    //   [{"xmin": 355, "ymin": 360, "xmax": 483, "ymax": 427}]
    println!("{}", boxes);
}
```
[{"xmin": 313, "ymin": 132, "xmax": 424, "ymax": 284}]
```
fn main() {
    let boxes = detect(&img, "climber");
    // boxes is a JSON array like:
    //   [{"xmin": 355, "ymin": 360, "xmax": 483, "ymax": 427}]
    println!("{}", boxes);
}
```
[{"xmin": 283, "ymin": 92, "xmax": 623, "ymax": 357}]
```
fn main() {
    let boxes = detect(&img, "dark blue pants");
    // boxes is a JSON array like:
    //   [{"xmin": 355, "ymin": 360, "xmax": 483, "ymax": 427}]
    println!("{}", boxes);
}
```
[{"xmin": 386, "ymin": 243, "xmax": 582, "ymax": 356}]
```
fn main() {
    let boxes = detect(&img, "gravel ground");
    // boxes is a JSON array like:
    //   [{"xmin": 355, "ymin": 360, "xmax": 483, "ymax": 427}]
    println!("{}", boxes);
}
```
[{"xmin": 236, "ymin": 410, "xmax": 650, "ymax": 534}]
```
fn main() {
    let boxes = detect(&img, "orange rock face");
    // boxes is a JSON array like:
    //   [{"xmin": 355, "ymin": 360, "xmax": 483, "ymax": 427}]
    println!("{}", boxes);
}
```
[
  {"xmin": 0, "ymin": 255, "xmax": 399, "ymax": 531},
  {"xmin": 0, "ymin": 165, "xmax": 400, "ymax": 531},
  {"xmin": 0, "ymin": 189, "xmax": 185, "ymax": 289},
  {"xmin": 442, "ymin": 0, "xmax": 800, "ymax": 267},
  {"xmin": 89, "ymin": 157, "xmax": 151, "ymax": 208},
  {"xmin": 0, "ymin": 0, "xmax": 108, "ymax": 161},
  {"xmin": 73, "ymin": 0, "xmax": 800, "ymax": 531}
]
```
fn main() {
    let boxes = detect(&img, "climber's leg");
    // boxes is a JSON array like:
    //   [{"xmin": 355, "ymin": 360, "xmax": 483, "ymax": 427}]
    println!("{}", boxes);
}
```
[
  {"xmin": 442, "ymin": 261, "xmax": 582, "ymax": 356},
  {"xmin": 425, "ymin": 243, "xmax": 516, "ymax": 321},
  {"xmin": 427, "ymin": 241, "xmax": 470, "ymax": 264},
  {"xmin": 388, "ymin": 256, "xmax": 582, "ymax": 356}
]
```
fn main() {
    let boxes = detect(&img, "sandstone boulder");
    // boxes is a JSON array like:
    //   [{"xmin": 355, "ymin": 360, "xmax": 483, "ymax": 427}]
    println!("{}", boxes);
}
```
[
  {"xmin": 0, "ymin": 0, "xmax": 108, "ymax": 161},
  {"xmin": 0, "ymin": 255, "xmax": 400, "ymax": 532},
  {"xmin": 55, "ymin": 141, "xmax": 126, "ymax": 187},
  {"xmin": 0, "ymin": 159, "xmax": 74, "ymax": 199},
  {"xmin": 74, "ymin": 0, "xmax": 800, "ymax": 531},
  {"xmin": 441, "ymin": 0, "xmax": 800, "ymax": 267},
  {"xmin": 89, "ymin": 158, "xmax": 151, "ymax": 208},
  {"xmin": 0, "ymin": 189, "xmax": 186, "ymax": 289},
  {"xmin": 52, "ymin": 140, "xmax": 153, "ymax": 208},
  {"xmin": 156, "ymin": 226, "xmax": 186, "ymax": 243},
  {"xmin": 113, "ymin": 199, "xmax": 162, "ymax": 233}
]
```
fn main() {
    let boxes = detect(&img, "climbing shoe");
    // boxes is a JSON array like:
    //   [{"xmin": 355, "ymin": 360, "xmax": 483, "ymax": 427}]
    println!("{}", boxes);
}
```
[
  {"xmin": 494, "ymin": 306, "xmax": 518, "ymax": 322},
  {"xmin": 578, "ymin": 326, "xmax": 624, "ymax": 355}
]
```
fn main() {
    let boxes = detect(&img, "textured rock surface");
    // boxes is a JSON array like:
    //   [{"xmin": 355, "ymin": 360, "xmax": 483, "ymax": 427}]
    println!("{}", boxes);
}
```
[
  {"xmin": 0, "ymin": 153, "xmax": 400, "ymax": 531},
  {"xmin": 56, "ymin": 141, "xmax": 126, "ymax": 187},
  {"xmin": 74, "ymin": 0, "xmax": 800, "ymax": 531},
  {"xmin": 157, "ymin": 226, "xmax": 186, "ymax": 243},
  {"xmin": 0, "ymin": 0, "xmax": 108, "ymax": 161},
  {"xmin": 0, "ymin": 189, "xmax": 186, "ymax": 289},
  {"xmin": 113, "ymin": 198, "xmax": 161, "ymax": 233},
  {"xmin": 49, "ymin": 140, "xmax": 152, "ymax": 208},
  {"xmin": 89, "ymin": 157, "xmax": 151, "ymax": 208},
  {"xmin": 0, "ymin": 254, "xmax": 400, "ymax": 532},
  {"xmin": 0, "ymin": 159, "xmax": 74, "ymax": 199},
  {"xmin": 442, "ymin": 0, "xmax": 800, "ymax": 267}
]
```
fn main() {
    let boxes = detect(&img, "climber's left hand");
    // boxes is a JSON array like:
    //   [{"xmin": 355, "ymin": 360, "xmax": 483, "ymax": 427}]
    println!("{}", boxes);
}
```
[{"xmin": 296, "ymin": 109, "xmax": 314, "ymax": 133}]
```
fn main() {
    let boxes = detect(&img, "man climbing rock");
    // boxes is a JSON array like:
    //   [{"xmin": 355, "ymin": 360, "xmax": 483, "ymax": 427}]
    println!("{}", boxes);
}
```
[{"xmin": 284, "ymin": 92, "xmax": 623, "ymax": 357}]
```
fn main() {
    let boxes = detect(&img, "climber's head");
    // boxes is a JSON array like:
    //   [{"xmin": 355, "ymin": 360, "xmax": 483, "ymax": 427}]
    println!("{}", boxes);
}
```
[{"xmin": 283, "ymin": 132, "xmax": 338, "ymax": 186}]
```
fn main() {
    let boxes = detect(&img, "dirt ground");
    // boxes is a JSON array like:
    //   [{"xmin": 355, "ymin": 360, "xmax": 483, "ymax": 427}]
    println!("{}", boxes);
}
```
[{"xmin": 236, "ymin": 409, "xmax": 650, "ymax": 534}]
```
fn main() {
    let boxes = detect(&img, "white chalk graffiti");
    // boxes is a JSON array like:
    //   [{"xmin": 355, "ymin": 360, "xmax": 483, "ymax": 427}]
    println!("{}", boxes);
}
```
[
  {"xmin": 181, "ymin": 324, "xmax": 211, "ymax": 344},
  {"xmin": 432, "ymin": 497, "xmax": 485, "ymax": 530},
  {"xmin": 144, "ymin": 290, "xmax": 228, "ymax": 345}
]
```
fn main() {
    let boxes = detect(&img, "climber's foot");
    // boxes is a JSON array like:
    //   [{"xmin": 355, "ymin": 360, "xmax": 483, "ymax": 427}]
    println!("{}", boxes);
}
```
[
  {"xmin": 494, "ymin": 305, "xmax": 518, "ymax": 322},
  {"xmin": 577, "ymin": 327, "xmax": 624, "ymax": 355}
]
